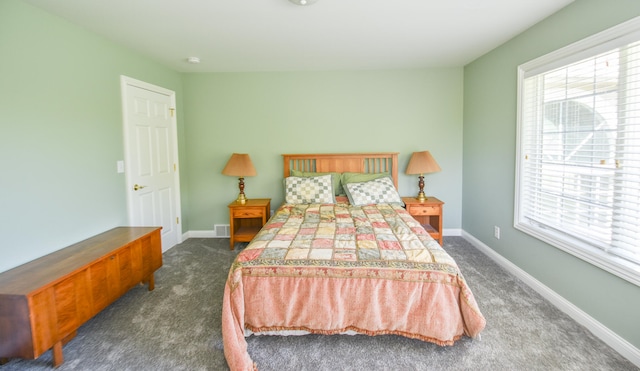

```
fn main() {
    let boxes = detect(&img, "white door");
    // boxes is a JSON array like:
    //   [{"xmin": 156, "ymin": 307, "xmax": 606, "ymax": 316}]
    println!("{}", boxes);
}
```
[{"xmin": 121, "ymin": 76, "xmax": 182, "ymax": 251}]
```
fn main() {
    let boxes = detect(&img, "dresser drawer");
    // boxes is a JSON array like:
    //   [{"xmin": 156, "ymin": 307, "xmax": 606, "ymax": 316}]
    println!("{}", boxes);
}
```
[
  {"xmin": 232, "ymin": 208, "xmax": 264, "ymax": 218},
  {"xmin": 408, "ymin": 205, "xmax": 439, "ymax": 216}
]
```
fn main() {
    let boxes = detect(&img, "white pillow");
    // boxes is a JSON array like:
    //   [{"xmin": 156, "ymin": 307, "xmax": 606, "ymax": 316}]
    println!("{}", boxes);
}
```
[
  {"xmin": 344, "ymin": 176, "xmax": 403, "ymax": 206},
  {"xmin": 284, "ymin": 174, "xmax": 336, "ymax": 204}
]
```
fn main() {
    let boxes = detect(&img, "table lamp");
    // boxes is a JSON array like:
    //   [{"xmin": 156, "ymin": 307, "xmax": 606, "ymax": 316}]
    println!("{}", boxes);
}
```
[
  {"xmin": 222, "ymin": 153, "xmax": 257, "ymax": 204},
  {"xmin": 405, "ymin": 151, "xmax": 441, "ymax": 202}
]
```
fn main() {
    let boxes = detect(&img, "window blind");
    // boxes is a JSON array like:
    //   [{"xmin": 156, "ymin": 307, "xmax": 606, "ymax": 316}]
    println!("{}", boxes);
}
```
[{"xmin": 516, "ymin": 17, "xmax": 640, "ymax": 285}]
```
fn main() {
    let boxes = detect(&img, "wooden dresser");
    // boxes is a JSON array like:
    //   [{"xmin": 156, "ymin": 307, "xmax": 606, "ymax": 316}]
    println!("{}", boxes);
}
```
[{"xmin": 0, "ymin": 227, "xmax": 162, "ymax": 367}]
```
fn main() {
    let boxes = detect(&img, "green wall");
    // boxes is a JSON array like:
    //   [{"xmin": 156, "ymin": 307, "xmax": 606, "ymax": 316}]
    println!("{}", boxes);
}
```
[
  {"xmin": 463, "ymin": 0, "xmax": 640, "ymax": 349},
  {"xmin": 0, "ymin": 0, "xmax": 185, "ymax": 273},
  {"xmin": 0, "ymin": 0, "xmax": 464, "ymax": 273},
  {"xmin": 182, "ymin": 70, "xmax": 464, "ymax": 231}
]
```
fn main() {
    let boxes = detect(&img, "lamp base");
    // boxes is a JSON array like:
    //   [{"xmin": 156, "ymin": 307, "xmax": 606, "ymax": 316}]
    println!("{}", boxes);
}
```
[
  {"xmin": 236, "ymin": 193, "xmax": 247, "ymax": 205},
  {"xmin": 236, "ymin": 177, "xmax": 247, "ymax": 204},
  {"xmin": 415, "ymin": 174, "xmax": 427, "ymax": 202}
]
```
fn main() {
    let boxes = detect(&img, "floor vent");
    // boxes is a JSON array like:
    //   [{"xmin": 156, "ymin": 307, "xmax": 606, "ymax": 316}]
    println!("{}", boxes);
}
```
[{"xmin": 214, "ymin": 224, "xmax": 230, "ymax": 238}]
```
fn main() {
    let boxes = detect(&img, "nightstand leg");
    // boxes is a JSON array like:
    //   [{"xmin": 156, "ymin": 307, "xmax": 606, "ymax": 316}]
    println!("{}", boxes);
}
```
[{"xmin": 229, "ymin": 218, "xmax": 235, "ymax": 250}]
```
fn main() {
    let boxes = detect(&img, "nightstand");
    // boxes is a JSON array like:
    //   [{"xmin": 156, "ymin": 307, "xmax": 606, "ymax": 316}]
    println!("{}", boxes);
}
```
[
  {"xmin": 402, "ymin": 196, "xmax": 444, "ymax": 245},
  {"xmin": 228, "ymin": 198, "xmax": 271, "ymax": 250}
]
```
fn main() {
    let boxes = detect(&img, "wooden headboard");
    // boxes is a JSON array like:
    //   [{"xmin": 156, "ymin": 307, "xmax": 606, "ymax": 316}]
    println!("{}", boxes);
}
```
[{"xmin": 282, "ymin": 153, "xmax": 399, "ymax": 189}]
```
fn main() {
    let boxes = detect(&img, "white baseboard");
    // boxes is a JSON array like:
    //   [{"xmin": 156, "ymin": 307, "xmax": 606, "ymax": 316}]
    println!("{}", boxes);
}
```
[
  {"xmin": 462, "ymin": 230, "xmax": 640, "ymax": 368},
  {"xmin": 182, "ymin": 224, "xmax": 230, "ymax": 240},
  {"xmin": 183, "ymin": 230, "xmax": 216, "ymax": 239},
  {"xmin": 443, "ymin": 228, "xmax": 461, "ymax": 237}
]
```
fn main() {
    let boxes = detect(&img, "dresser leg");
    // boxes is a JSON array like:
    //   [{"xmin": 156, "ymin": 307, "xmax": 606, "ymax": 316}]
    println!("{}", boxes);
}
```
[
  {"xmin": 148, "ymin": 274, "xmax": 155, "ymax": 291},
  {"xmin": 62, "ymin": 331, "xmax": 77, "ymax": 345},
  {"xmin": 52, "ymin": 341, "xmax": 63, "ymax": 367},
  {"xmin": 0, "ymin": 357, "xmax": 9, "ymax": 365}
]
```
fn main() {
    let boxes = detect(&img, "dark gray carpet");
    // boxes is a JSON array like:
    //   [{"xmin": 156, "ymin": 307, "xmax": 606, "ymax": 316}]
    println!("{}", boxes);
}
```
[{"xmin": 2, "ymin": 237, "xmax": 637, "ymax": 370}]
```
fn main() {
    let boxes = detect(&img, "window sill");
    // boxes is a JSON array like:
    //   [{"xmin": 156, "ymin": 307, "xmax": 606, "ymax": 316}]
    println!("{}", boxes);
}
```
[{"xmin": 515, "ymin": 222, "xmax": 640, "ymax": 287}]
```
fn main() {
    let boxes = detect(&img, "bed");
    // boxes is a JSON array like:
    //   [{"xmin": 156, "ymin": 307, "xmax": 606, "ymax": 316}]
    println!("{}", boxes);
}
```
[{"xmin": 222, "ymin": 153, "xmax": 486, "ymax": 371}]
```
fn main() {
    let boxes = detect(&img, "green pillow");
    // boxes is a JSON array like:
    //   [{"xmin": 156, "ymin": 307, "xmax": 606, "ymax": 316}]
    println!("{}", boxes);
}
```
[{"xmin": 290, "ymin": 170, "xmax": 342, "ymax": 196}]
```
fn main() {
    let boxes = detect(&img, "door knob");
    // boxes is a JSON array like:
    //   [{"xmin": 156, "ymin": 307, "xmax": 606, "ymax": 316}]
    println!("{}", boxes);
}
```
[{"xmin": 133, "ymin": 184, "xmax": 147, "ymax": 191}]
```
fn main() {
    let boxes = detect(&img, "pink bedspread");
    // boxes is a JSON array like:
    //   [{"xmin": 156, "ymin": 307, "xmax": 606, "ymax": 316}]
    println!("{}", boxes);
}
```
[{"xmin": 222, "ymin": 202, "xmax": 486, "ymax": 371}]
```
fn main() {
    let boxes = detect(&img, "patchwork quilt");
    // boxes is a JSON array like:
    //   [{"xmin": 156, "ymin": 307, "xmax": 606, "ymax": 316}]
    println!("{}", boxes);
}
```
[{"xmin": 222, "ymin": 200, "xmax": 486, "ymax": 371}]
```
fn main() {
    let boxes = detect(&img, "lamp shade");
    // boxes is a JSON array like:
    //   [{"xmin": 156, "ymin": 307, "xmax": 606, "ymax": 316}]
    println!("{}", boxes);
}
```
[
  {"xmin": 222, "ymin": 153, "xmax": 257, "ymax": 177},
  {"xmin": 406, "ymin": 151, "xmax": 441, "ymax": 175}
]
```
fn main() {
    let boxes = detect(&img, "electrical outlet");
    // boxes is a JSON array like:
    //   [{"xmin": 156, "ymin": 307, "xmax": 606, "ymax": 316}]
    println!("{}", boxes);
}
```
[{"xmin": 494, "ymin": 226, "xmax": 501, "ymax": 239}]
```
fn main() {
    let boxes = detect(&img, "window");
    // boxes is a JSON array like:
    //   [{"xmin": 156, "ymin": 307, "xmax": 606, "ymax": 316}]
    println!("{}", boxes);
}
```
[{"xmin": 515, "ymin": 17, "xmax": 640, "ymax": 286}]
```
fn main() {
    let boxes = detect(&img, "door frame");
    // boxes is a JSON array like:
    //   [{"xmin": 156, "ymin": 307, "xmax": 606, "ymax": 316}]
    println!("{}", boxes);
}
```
[{"xmin": 120, "ymin": 75, "xmax": 182, "ymax": 249}]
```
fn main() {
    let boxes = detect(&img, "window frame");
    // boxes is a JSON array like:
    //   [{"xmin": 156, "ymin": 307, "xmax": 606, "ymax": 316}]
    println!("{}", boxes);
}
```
[{"xmin": 514, "ymin": 16, "xmax": 640, "ymax": 287}]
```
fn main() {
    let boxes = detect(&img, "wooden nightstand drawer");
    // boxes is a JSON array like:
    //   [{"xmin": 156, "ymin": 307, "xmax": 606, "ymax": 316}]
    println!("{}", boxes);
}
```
[
  {"xmin": 408, "ymin": 205, "xmax": 439, "ymax": 216},
  {"xmin": 232, "ymin": 208, "xmax": 264, "ymax": 218}
]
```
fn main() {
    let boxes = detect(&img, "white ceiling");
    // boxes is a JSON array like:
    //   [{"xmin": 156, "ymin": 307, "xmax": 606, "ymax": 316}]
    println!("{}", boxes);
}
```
[{"xmin": 24, "ymin": 0, "xmax": 574, "ymax": 73}]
